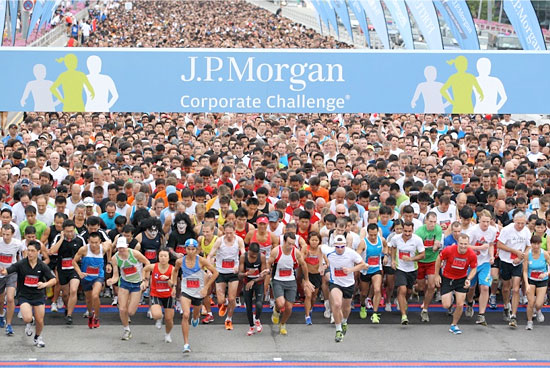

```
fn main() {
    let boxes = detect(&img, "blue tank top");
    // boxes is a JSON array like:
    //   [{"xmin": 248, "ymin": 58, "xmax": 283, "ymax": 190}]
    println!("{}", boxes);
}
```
[
  {"xmin": 528, "ymin": 250, "xmax": 548, "ymax": 281},
  {"xmin": 378, "ymin": 220, "xmax": 393, "ymax": 239},
  {"xmin": 362, "ymin": 235, "xmax": 383, "ymax": 275},
  {"xmin": 81, "ymin": 244, "xmax": 105, "ymax": 281}
]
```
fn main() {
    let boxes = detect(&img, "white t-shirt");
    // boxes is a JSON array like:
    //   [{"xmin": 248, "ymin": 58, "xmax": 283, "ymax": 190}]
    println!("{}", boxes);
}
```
[
  {"xmin": 36, "ymin": 207, "xmax": 55, "ymax": 227},
  {"xmin": 0, "ymin": 238, "xmax": 25, "ymax": 277},
  {"xmin": 433, "ymin": 205, "xmax": 457, "ymax": 230},
  {"xmin": 43, "ymin": 166, "xmax": 68, "ymax": 186},
  {"xmin": 497, "ymin": 223, "xmax": 531, "ymax": 264},
  {"xmin": 390, "ymin": 233, "xmax": 425, "ymax": 272},
  {"xmin": 466, "ymin": 224, "xmax": 498, "ymax": 265},
  {"xmin": 322, "ymin": 245, "xmax": 362, "ymax": 288}
]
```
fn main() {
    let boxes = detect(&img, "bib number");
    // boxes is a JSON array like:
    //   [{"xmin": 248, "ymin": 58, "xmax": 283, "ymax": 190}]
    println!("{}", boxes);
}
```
[
  {"xmin": 399, "ymin": 251, "xmax": 411, "ymax": 260},
  {"xmin": 424, "ymin": 239, "xmax": 434, "ymax": 249},
  {"xmin": 144, "ymin": 250, "xmax": 157, "ymax": 260},
  {"xmin": 278, "ymin": 268, "xmax": 292, "ymax": 277},
  {"xmin": 175, "ymin": 245, "xmax": 186, "ymax": 255},
  {"xmin": 24, "ymin": 275, "xmax": 39, "ymax": 287},
  {"xmin": 367, "ymin": 256, "xmax": 380, "ymax": 266},
  {"xmin": 86, "ymin": 266, "xmax": 100, "ymax": 276},
  {"xmin": 451, "ymin": 257, "xmax": 467, "ymax": 269},
  {"xmin": 530, "ymin": 271, "xmax": 544, "ymax": 279},
  {"xmin": 306, "ymin": 255, "xmax": 319, "ymax": 265},
  {"xmin": 222, "ymin": 259, "xmax": 235, "ymax": 269},
  {"xmin": 334, "ymin": 268, "xmax": 346, "ymax": 277},
  {"xmin": 156, "ymin": 280, "xmax": 170, "ymax": 292},
  {"xmin": 61, "ymin": 257, "xmax": 74, "ymax": 270},
  {"xmin": 122, "ymin": 266, "xmax": 137, "ymax": 276},
  {"xmin": 0, "ymin": 253, "xmax": 13, "ymax": 264},
  {"xmin": 186, "ymin": 278, "xmax": 200, "ymax": 288},
  {"xmin": 511, "ymin": 252, "xmax": 518, "ymax": 260}
]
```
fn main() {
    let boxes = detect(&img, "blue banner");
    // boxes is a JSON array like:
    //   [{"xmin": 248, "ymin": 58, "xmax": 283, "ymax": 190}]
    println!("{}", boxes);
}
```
[
  {"xmin": 0, "ymin": 0, "xmax": 6, "ymax": 47},
  {"xmin": 331, "ymin": 0, "xmax": 354, "ymax": 41},
  {"xmin": 319, "ymin": 0, "xmax": 339, "ymax": 37},
  {"xmin": 309, "ymin": 0, "xmax": 326, "ymax": 33},
  {"xmin": 38, "ymin": 0, "xmax": 55, "ymax": 32},
  {"xmin": 26, "ymin": 0, "xmax": 46, "ymax": 40},
  {"xmin": 4, "ymin": 48, "xmax": 550, "ymax": 113},
  {"xmin": 347, "ymin": 0, "xmax": 370, "ymax": 47},
  {"xmin": 358, "ymin": 0, "xmax": 390, "ymax": 49},
  {"xmin": 8, "ymin": 0, "xmax": 17, "ymax": 45},
  {"xmin": 503, "ymin": 0, "xmax": 546, "ymax": 51},
  {"xmin": 434, "ymin": 0, "xmax": 479, "ymax": 50},
  {"xmin": 405, "ymin": 0, "xmax": 443, "ymax": 50},
  {"xmin": 383, "ymin": 0, "xmax": 414, "ymax": 49}
]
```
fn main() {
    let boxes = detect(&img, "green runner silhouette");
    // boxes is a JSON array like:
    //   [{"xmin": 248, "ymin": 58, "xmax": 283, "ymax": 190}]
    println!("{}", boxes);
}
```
[
  {"xmin": 440, "ymin": 56, "xmax": 483, "ymax": 114},
  {"xmin": 50, "ymin": 54, "xmax": 95, "ymax": 112}
]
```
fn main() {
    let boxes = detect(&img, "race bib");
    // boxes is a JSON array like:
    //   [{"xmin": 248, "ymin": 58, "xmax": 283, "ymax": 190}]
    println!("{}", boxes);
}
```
[
  {"xmin": 334, "ymin": 268, "xmax": 346, "ymax": 277},
  {"xmin": 368, "ymin": 256, "xmax": 380, "ymax": 266},
  {"xmin": 24, "ymin": 275, "xmax": 39, "ymax": 287},
  {"xmin": 144, "ymin": 249, "xmax": 157, "ymax": 260},
  {"xmin": 440, "ymin": 220, "xmax": 451, "ymax": 229},
  {"xmin": 175, "ymin": 245, "xmax": 186, "ymax": 254},
  {"xmin": 86, "ymin": 266, "xmax": 100, "ymax": 276},
  {"xmin": 61, "ymin": 257, "xmax": 74, "ymax": 270},
  {"xmin": 530, "ymin": 271, "xmax": 544, "ymax": 279},
  {"xmin": 511, "ymin": 252, "xmax": 518, "ymax": 260},
  {"xmin": 278, "ymin": 268, "xmax": 292, "ymax": 277},
  {"xmin": 424, "ymin": 239, "xmax": 434, "ymax": 248},
  {"xmin": 306, "ymin": 255, "xmax": 319, "ymax": 265},
  {"xmin": 247, "ymin": 268, "xmax": 259, "ymax": 277},
  {"xmin": 156, "ymin": 280, "xmax": 170, "ymax": 292},
  {"xmin": 0, "ymin": 253, "xmax": 13, "ymax": 264},
  {"xmin": 122, "ymin": 265, "xmax": 137, "ymax": 276},
  {"xmin": 399, "ymin": 251, "xmax": 411, "ymax": 260},
  {"xmin": 186, "ymin": 278, "xmax": 200, "ymax": 288},
  {"xmin": 451, "ymin": 257, "xmax": 467, "ymax": 269},
  {"xmin": 222, "ymin": 259, "xmax": 235, "ymax": 269}
]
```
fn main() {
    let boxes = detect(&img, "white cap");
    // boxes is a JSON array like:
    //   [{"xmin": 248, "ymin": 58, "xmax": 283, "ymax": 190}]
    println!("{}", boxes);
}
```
[
  {"xmin": 10, "ymin": 167, "xmax": 20, "ymax": 176},
  {"xmin": 83, "ymin": 197, "xmax": 94, "ymax": 207},
  {"xmin": 334, "ymin": 235, "xmax": 346, "ymax": 245},
  {"xmin": 116, "ymin": 237, "xmax": 128, "ymax": 249}
]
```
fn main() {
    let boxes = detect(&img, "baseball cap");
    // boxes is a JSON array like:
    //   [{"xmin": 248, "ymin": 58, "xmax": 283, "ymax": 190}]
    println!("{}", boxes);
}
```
[
  {"xmin": 116, "ymin": 237, "xmax": 128, "ymax": 248},
  {"xmin": 452, "ymin": 175, "xmax": 463, "ymax": 185},
  {"xmin": 166, "ymin": 185, "xmax": 177, "ymax": 195},
  {"xmin": 20, "ymin": 178, "xmax": 31, "ymax": 186},
  {"xmin": 9, "ymin": 167, "xmax": 20, "ymax": 176},
  {"xmin": 334, "ymin": 235, "xmax": 346, "ymax": 245},
  {"xmin": 83, "ymin": 197, "xmax": 94, "ymax": 207},
  {"xmin": 185, "ymin": 239, "xmax": 198, "ymax": 248},
  {"xmin": 256, "ymin": 216, "xmax": 268, "ymax": 225},
  {"xmin": 268, "ymin": 211, "xmax": 280, "ymax": 222}
]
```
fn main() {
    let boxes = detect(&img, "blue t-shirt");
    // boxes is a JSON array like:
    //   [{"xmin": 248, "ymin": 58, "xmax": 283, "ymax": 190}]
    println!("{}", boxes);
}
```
[
  {"xmin": 99, "ymin": 212, "xmax": 120, "ymax": 230},
  {"xmin": 443, "ymin": 234, "xmax": 458, "ymax": 250}
]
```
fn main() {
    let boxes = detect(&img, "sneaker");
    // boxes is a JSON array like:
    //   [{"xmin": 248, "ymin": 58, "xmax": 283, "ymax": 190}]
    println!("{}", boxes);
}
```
[
  {"xmin": 503, "ymin": 308, "xmax": 511, "ymax": 322},
  {"xmin": 155, "ymin": 319, "xmax": 162, "ymax": 329},
  {"xmin": 50, "ymin": 302, "xmax": 58, "ymax": 313},
  {"xmin": 323, "ymin": 300, "xmax": 331, "ymax": 318},
  {"xmin": 420, "ymin": 309, "xmax": 430, "ymax": 323},
  {"xmin": 509, "ymin": 315, "xmax": 517, "ymax": 328},
  {"xmin": 175, "ymin": 301, "xmax": 183, "ymax": 315},
  {"xmin": 34, "ymin": 335, "xmax": 45, "ymax": 348},
  {"xmin": 342, "ymin": 322, "xmax": 348, "ymax": 335},
  {"xmin": 247, "ymin": 327, "xmax": 255, "ymax": 336},
  {"xmin": 401, "ymin": 315, "xmax": 409, "ymax": 325},
  {"xmin": 476, "ymin": 314, "xmax": 487, "ymax": 326},
  {"xmin": 279, "ymin": 323, "xmax": 287, "ymax": 335},
  {"xmin": 57, "ymin": 297, "xmax": 64, "ymax": 309},
  {"xmin": 121, "ymin": 329, "xmax": 132, "ymax": 340},
  {"xmin": 164, "ymin": 334, "xmax": 172, "ymax": 343},
  {"xmin": 93, "ymin": 318, "xmax": 100, "ymax": 328},
  {"xmin": 218, "ymin": 304, "xmax": 227, "ymax": 317},
  {"xmin": 394, "ymin": 298, "xmax": 400, "ymax": 311},
  {"xmin": 255, "ymin": 319, "xmax": 263, "ymax": 333},
  {"xmin": 83, "ymin": 310, "xmax": 89, "ymax": 318},
  {"xmin": 235, "ymin": 297, "xmax": 241, "ymax": 307},
  {"xmin": 305, "ymin": 315, "xmax": 312, "ymax": 325},
  {"xmin": 385, "ymin": 302, "xmax": 392, "ymax": 312},
  {"xmin": 434, "ymin": 290, "xmax": 441, "ymax": 303},
  {"xmin": 17, "ymin": 310, "xmax": 22, "ymax": 319},
  {"xmin": 330, "ymin": 313, "xmax": 334, "ymax": 324},
  {"xmin": 5, "ymin": 324, "xmax": 14, "ymax": 336},
  {"xmin": 66, "ymin": 315, "xmax": 73, "ymax": 325},
  {"xmin": 104, "ymin": 287, "xmax": 112, "ymax": 298},
  {"xmin": 465, "ymin": 303, "xmax": 474, "ymax": 318},
  {"xmin": 225, "ymin": 319, "xmax": 233, "ymax": 330},
  {"xmin": 520, "ymin": 295, "xmax": 528, "ymax": 305},
  {"xmin": 25, "ymin": 320, "xmax": 34, "ymax": 336},
  {"xmin": 88, "ymin": 315, "xmax": 93, "ymax": 329},
  {"xmin": 536, "ymin": 310, "xmax": 545, "ymax": 323},
  {"xmin": 526, "ymin": 321, "xmax": 534, "ymax": 330},
  {"xmin": 111, "ymin": 296, "xmax": 118, "ymax": 306},
  {"xmin": 191, "ymin": 318, "xmax": 199, "ymax": 328},
  {"xmin": 449, "ymin": 324, "xmax": 462, "ymax": 335},
  {"xmin": 201, "ymin": 314, "xmax": 214, "ymax": 324},
  {"xmin": 447, "ymin": 307, "xmax": 455, "ymax": 316},
  {"xmin": 146, "ymin": 310, "xmax": 152, "ymax": 319},
  {"xmin": 371, "ymin": 312, "xmax": 380, "ymax": 324},
  {"xmin": 0, "ymin": 314, "xmax": 4, "ymax": 328},
  {"xmin": 271, "ymin": 309, "xmax": 280, "ymax": 324},
  {"xmin": 359, "ymin": 306, "xmax": 367, "ymax": 319},
  {"xmin": 335, "ymin": 330, "xmax": 344, "ymax": 343},
  {"xmin": 182, "ymin": 344, "xmax": 191, "ymax": 353},
  {"xmin": 366, "ymin": 297, "xmax": 373, "ymax": 309},
  {"xmin": 489, "ymin": 295, "xmax": 497, "ymax": 309}
]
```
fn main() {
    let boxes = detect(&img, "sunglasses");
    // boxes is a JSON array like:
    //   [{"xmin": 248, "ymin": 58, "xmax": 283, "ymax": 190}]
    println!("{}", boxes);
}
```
[{"xmin": 335, "ymin": 245, "xmax": 346, "ymax": 249}]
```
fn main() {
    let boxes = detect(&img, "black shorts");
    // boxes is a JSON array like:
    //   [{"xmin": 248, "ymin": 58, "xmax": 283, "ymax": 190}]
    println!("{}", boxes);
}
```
[
  {"xmin": 309, "ymin": 273, "xmax": 322, "ymax": 290},
  {"xmin": 181, "ymin": 292, "xmax": 203, "ymax": 307},
  {"xmin": 329, "ymin": 282, "xmax": 354, "ymax": 299},
  {"xmin": 441, "ymin": 276, "xmax": 468, "ymax": 295},
  {"xmin": 58, "ymin": 269, "xmax": 80, "ymax": 285},
  {"xmin": 395, "ymin": 269, "xmax": 417, "ymax": 289},
  {"xmin": 499, "ymin": 261, "xmax": 522, "ymax": 281},
  {"xmin": 360, "ymin": 271, "xmax": 382, "ymax": 283},
  {"xmin": 151, "ymin": 296, "xmax": 175, "ymax": 309},
  {"xmin": 383, "ymin": 266, "xmax": 395, "ymax": 275},
  {"xmin": 18, "ymin": 297, "xmax": 45, "ymax": 306},
  {"xmin": 216, "ymin": 273, "xmax": 239, "ymax": 284},
  {"xmin": 48, "ymin": 257, "xmax": 58, "ymax": 271},
  {"xmin": 491, "ymin": 257, "xmax": 500, "ymax": 269},
  {"xmin": 528, "ymin": 279, "xmax": 548, "ymax": 288}
]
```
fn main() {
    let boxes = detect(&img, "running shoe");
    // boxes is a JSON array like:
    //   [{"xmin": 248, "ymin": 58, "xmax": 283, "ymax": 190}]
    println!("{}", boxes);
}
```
[
  {"xmin": 225, "ymin": 319, "xmax": 233, "ymax": 330},
  {"xmin": 182, "ymin": 344, "xmax": 191, "ymax": 353},
  {"xmin": 83, "ymin": 310, "xmax": 89, "ymax": 318},
  {"xmin": 509, "ymin": 315, "xmax": 517, "ymax": 328},
  {"xmin": 371, "ymin": 312, "xmax": 380, "ymax": 324},
  {"xmin": 271, "ymin": 309, "xmax": 280, "ymax": 324},
  {"xmin": 335, "ymin": 330, "xmax": 343, "ymax": 343},
  {"xmin": 489, "ymin": 295, "xmax": 497, "ymax": 309},
  {"xmin": 191, "ymin": 318, "xmax": 199, "ymax": 327},
  {"xmin": 323, "ymin": 300, "xmax": 331, "ymax": 319},
  {"xmin": 465, "ymin": 303, "xmax": 474, "ymax": 318},
  {"xmin": 93, "ymin": 318, "xmax": 100, "ymax": 328},
  {"xmin": 5, "ymin": 324, "xmax": 14, "ymax": 336},
  {"xmin": 401, "ymin": 315, "xmax": 409, "ymax": 325},
  {"xmin": 247, "ymin": 327, "xmax": 255, "ymax": 336},
  {"xmin": 111, "ymin": 296, "xmax": 118, "ymax": 306},
  {"xmin": 34, "ymin": 335, "xmax": 45, "ymax": 348},
  {"xmin": 147, "ymin": 310, "xmax": 152, "ymax": 319},
  {"xmin": 476, "ymin": 314, "xmax": 487, "ymax": 326},
  {"xmin": 385, "ymin": 302, "xmax": 392, "ymax": 312},
  {"xmin": 218, "ymin": 304, "xmax": 227, "ymax": 317},
  {"xmin": 155, "ymin": 319, "xmax": 162, "ymax": 329},
  {"xmin": 255, "ymin": 319, "xmax": 263, "ymax": 333},
  {"xmin": 305, "ymin": 315, "xmax": 312, "ymax": 325},
  {"xmin": 359, "ymin": 306, "xmax": 367, "ymax": 319},
  {"xmin": 342, "ymin": 322, "xmax": 348, "ymax": 335},
  {"xmin": 526, "ymin": 321, "xmax": 534, "ymax": 330},
  {"xmin": 57, "ymin": 297, "xmax": 64, "ymax": 309},
  {"xmin": 201, "ymin": 314, "xmax": 214, "ymax": 324},
  {"xmin": 420, "ymin": 309, "xmax": 430, "ymax": 322},
  {"xmin": 66, "ymin": 315, "xmax": 73, "ymax": 325},
  {"xmin": 0, "ymin": 313, "xmax": 4, "ymax": 328},
  {"xmin": 164, "ymin": 334, "xmax": 172, "ymax": 343},
  {"xmin": 25, "ymin": 318, "xmax": 34, "ymax": 336},
  {"xmin": 537, "ymin": 310, "xmax": 545, "ymax": 323},
  {"xmin": 449, "ymin": 325, "xmax": 462, "ymax": 335},
  {"xmin": 366, "ymin": 297, "xmax": 373, "ymax": 309},
  {"xmin": 121, "ymin": 329, "xmax": 132, "ymax": 340},
  {"xmin": 88, "ymin": 315, "xmax": 93, "ymax": 329},
  {"xmin": 503, "ymin": 308, "xmax": 511, "ymax": 322},
  {"xmin": 50, "ymin": 302, "xmax": 58, "ymax": 313},
  {"xmin": 279, "ymin": 323, "xmax": 287, "ymax": 335}
]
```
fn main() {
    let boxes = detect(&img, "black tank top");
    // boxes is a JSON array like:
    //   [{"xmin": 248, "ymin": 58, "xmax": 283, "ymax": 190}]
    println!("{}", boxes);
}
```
[
  {"xmin": 141, "ymin": 232, "xmax": 162, "ymax": 263},
  {"xmin": 244, "ymin": 251, "xmax": 262, "ymax": 281},
  {"xmin": 48, "ymin": 226, "xmax": 61, "ymax": 248}
]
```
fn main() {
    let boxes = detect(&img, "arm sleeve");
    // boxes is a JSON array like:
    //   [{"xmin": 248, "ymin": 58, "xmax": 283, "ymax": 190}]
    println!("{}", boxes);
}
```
[
  {"xmin": 6, "ymin": 261, "xmax": 19, "ymax": 275},
  {"xmin": 435, "ymin": 226, "xmax": 443, "ymax": 241}
]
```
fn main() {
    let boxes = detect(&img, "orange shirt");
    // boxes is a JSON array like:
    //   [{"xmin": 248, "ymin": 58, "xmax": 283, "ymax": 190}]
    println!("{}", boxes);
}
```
[{"xmin": 306, "ymin": 186, "xmax": 329, "ymax": 202}]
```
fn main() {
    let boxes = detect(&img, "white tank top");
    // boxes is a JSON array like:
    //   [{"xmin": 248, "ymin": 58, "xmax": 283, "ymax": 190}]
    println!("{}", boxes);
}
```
[
  {"xmin": 215, "ymin": 235, "xmax": 240, "ymax": 274},
  {"xmin": 274, "ymin": 247, "xmax": 296, "ymax": 282}
]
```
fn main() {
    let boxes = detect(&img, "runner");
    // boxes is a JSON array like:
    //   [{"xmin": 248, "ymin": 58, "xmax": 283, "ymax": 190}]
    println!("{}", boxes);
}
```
[
  {"xmin": 390, "ymin": 222, "xmax": 425, "ymax": 325},
  {"xmin": 238, "ymin": 242, "xmax": 268, "ymax": 335},
  {"xmin": 0, "ymin": 241, "xmax": 56, "ymax": 347},
  {"xmin": 72, "ymin": 232, "xmax": 105, "ymax": 329},
  {"xmin": 142, "ymin": 248, "xmax": 175, "ymax": 342},
  {"xmin": 106, "ymin": 237, "xmax": 150, "ymax": 340},
  {"xmin": 174, "ymin": 238, "xmax": 218, "ymax": 353},
  {"xmin": 267, "ymin": 232, "xmax": 314, "ymax": 335},
  {"xmin": 244, "ymin": 215, "xmax": 278, "ymax": 258},
  {"xmin": 301, "ymin": 231, "xmax": 326, "ymax": 325},
  {"xmin": 207, "ymin": 222, "xmax": 245, "ymax": 330},
  {"xmin": 435, "ymin": 234, "xmax": 477, "ymax": 334},
  {"xmin": 39, "ymin": 212, "xmax": 66, "ymax": 313},
  {"xmin": 323, "ymin": 234, "xmax": 367, "ymax": 342},
  {"xmin": 523, "ymin": 235, "xmax": 550, "ymax": 330},
  {"xmin": 197, "ymin": 222, "xmax": 217, "ymax": 324}
]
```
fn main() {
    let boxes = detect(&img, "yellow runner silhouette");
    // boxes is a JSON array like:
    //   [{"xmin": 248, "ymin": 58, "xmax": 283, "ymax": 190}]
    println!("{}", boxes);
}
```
[
  {"xmin": 50, "ymin": 54, "xmax": 95, "ymax": 112},
  {"xmin": 440, "ymin": 56, "xmax": 483, "ymax": 114}
]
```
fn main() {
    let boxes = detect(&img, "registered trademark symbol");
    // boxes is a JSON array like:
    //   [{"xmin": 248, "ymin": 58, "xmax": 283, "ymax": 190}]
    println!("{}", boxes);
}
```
[{"xmin": 345, "ymin": 95, "xmax": 350, "ymax": 100}]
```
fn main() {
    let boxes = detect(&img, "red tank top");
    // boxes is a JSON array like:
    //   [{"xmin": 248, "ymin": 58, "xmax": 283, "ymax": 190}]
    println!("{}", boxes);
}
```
[
  {"xmin": 235, "ymin": 223, "xmax": 249, "ymax": 240},
  {"xmin": 150, "ymin": 263, "xmax": 174, "ymax": 298},
  {"xmin": 297, "ymin": 224, "xmax": 311, "ymax": 241},
  {"xmin": 305, "ymin": 245, "xmax": 320, "ymax": 266},
  {"xmin": 252, "ymin": 230, "xmax": 272, "ymax": 256}
]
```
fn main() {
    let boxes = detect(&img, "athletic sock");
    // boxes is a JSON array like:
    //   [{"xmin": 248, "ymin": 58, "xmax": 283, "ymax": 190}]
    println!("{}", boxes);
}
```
[
  {"xmin": 123, "ymin": 325, "xmax": 130, "ymax": 331},
  {"xmin": 342, "ymin": 318, "xmax": 347, "ymax": 324},
  {"xmin": 335, "ymin": 323, "xmax": 342, "ymax": 331}
]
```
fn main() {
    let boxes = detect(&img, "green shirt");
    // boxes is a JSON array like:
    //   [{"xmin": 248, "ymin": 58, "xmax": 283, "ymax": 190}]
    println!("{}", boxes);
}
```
[
  {"xmin": 116, "ymin": 250, "xmax": 143, "ymax": 284},
  {"xmin": 19, "ymin": 220, "xmax": 47, "ymax": 240},
  {"xmin": 415, "ymin": 224, "xmax": 443, "ymax": 263}
]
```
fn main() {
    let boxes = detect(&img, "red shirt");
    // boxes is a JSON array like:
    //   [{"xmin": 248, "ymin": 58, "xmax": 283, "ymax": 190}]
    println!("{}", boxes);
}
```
[{"xmin": 440, "ymin": 245, "xmax": 477, "ymax": 280}]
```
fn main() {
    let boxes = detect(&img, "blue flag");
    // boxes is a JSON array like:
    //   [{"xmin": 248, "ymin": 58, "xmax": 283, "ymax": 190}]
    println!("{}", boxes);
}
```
[
  {"xmin": 347, "ymin": 0, "xmax": 370, "ymax": 46},
  {"xmin": 331, "ymin": 0, "xmax": 354, "ymax": 41},
  {"xmin": 310, "ymin": 0, "xmax": 328, "ymax": 33},
  {"xmin": 26, "ymin": 0, "xmax": 46, "ymax": 40},
  {"xmin": 319, "ymin": 0, "xmax": 339, "ymax": 37},
  {"xmin": 0, "ymin": 0, "xmax": 6, "ymax": 46},
  {"xmin": 8, "ymin": 0, "xmax": 17, "ymax": 45},
  {"xmin": 38, "ymin": 0, "xmax": 54, "ymax": 31},
  {"xmin": 503, "ymin": 0, "xmax": 546, "ymax": 50},
  {"xmin": 433, "ymin": 0, "xmax": 479, "ymax": 50},
  {"xmin": 405, "ymin": 0, "xmax": 443, "ymax": 50},
  {"xmin": 383, "ymin": 0, "xmax": 414, "ymax": 49},
  {"xmin": 358, "ymin": 0, "xmax": 390, "ymax": 49}
]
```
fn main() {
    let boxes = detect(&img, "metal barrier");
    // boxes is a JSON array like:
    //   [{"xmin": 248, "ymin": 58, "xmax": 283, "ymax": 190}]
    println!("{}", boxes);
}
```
[{"xmin": 29, "ymin": 5, "xmax": 91, "ymax": 47}]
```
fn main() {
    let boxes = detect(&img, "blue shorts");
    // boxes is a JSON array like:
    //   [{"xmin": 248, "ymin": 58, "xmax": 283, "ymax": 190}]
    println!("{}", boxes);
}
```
[
  {"xmin": 119, "ymin": 278, "xmax": 141, "ymax": 293},
  {"xmin": 18, "ymin": 298, "xmax": 45, "ymax": 307},
  {"xmin": 471, "ymin": 262, "xmax": 492, "ymax": 287},
  {"xmin": 82, "ymin": 277, "xmax": 105, "ymax": 292}
]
